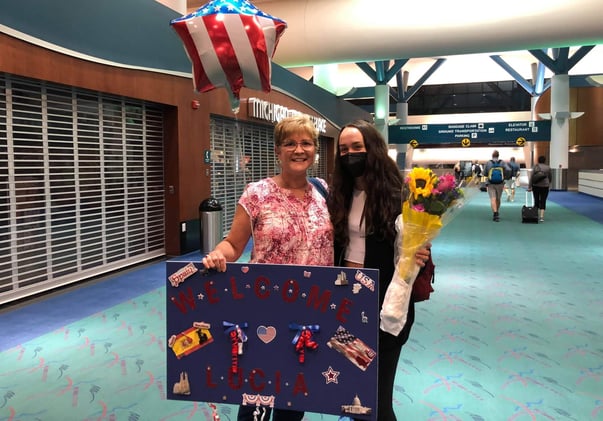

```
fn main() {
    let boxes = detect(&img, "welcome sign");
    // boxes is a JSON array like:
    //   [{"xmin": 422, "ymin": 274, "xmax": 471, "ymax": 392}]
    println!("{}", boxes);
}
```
[{"xmin": 166, "ymin": 261, "xmax": 380, "ymax": 420}]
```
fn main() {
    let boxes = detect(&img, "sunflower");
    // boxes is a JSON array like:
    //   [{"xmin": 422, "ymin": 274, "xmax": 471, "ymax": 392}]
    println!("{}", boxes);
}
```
[{"xmin": 407, "ymin": 167, "xmax": 437, "ymax": 200}]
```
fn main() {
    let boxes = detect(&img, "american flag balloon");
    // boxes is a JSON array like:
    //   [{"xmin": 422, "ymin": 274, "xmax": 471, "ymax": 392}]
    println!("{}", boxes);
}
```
[{"xmin": 171, "ymin": 0, "xmax": 287, "ymax": 113}]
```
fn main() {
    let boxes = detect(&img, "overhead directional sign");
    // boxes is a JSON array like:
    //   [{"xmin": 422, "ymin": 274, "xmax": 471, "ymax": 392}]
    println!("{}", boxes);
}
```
[{"xmin": 389, "ymin": 121, "xmax": 551, "ymax": 147}]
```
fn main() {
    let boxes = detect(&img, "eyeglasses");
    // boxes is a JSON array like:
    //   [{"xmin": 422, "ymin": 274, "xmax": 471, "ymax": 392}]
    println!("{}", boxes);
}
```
[{"xmin": 280, "ymin": 140, "xmax": 315, "ymax": 151}]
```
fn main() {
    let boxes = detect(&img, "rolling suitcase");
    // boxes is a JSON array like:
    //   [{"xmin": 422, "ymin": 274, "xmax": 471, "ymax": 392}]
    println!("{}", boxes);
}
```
[{"xmin": 521, "ymin": 191, "xmax": 538, "ymax": 223}]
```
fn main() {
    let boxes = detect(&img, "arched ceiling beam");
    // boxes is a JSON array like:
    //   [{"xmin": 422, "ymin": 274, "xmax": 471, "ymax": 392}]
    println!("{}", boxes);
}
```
[
  {"xmin": 386, "ymin": 60, "xmax": 409, "ymax": 83},
  {"xmin": 354, "ymin": 58, "xmax": 445, "ymax": 103},
  {"xmin": 529, "ymin": 45, "xmax": 595, "ymax": 74},
  {"xmin": 356, "ymin": 59, "xmax": 409, "ymax": 84},
  {"xmin": 400, "ymin": 58, "xmax": 447, "ymax": 102},
  {"xmin": 534, "ymin": 60, "xmax": 548, "ymax": 95},
  {"xmin": 490, "ymin": 55, "xmax": 538, "ymax": 96},
  {"xmin": 375, "ymin": 61, "xmax": 387, "ymax": 83},
  {"xmin": 356, "ymin": 62, "xmax": 378, "ymax": 81},
  {"xmin": 355, "ymin": 59, "xmax": 410, "ymax": 101}
]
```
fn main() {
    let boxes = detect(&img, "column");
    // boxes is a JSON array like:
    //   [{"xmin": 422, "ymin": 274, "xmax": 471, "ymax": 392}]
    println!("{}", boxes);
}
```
[
  {"xmin": 549, "ymin": 74, "xmax": 569, "ymax": 190},
  {"xmin": 374, "ymin": 83, "xmax": 389, "ymax": 143},
  {"xmin": 396, "ymin": 102, "xmax": 412, "ymax": 170}
]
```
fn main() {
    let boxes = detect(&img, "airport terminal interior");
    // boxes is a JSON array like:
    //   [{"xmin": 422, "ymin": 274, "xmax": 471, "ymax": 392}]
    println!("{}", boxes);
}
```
[{"xmin": 1, "ymin": 0, "xmax": 603, "ymax": 420}]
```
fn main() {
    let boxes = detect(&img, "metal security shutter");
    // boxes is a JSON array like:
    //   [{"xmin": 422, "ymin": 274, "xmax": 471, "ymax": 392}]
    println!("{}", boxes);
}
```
[
  {"xmin": 0, "ymin": 74, "xmax": 165, "ymax": 304},
  {"xmin": 209, "ymin": 115, "xmax": 328, "ymax": 238},
  {"xmin": 0, "ymin": 76, "xmax": 8, "ymax": 292},
  {"xmin": 308, "ymin": 135, "xmax": 328, "ymax": 178}
]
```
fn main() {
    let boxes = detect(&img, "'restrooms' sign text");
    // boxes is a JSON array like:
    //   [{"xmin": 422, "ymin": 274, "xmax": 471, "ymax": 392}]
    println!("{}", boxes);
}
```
[{"xmin": 166, "ymin": 261, "xmax": 380, "ymax": 419}]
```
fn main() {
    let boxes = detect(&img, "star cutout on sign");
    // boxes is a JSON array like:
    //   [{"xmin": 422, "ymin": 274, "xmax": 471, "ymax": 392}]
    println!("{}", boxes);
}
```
[
  {"xmin": 322, "ymin": 366, "xmax": 340, "ymax": 384},
  {"xmin": 197, "ymin": 293, "xmax": 204, "ymax": 300}
]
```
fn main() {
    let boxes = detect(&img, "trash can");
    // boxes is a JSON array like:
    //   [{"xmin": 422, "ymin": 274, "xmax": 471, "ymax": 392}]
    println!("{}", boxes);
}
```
[
  {"xmin": 199, "ymin": 197, "xmax": 223, "ymax": 253},
  {"xmin": 550, "ymin": 167, "xmax": 567, "ymax": 191}
]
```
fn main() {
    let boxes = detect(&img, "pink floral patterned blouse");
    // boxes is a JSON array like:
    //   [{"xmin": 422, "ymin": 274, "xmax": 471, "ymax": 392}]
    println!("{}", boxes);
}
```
[{"xmin": 239, "ymin": 177, "xmax": 333, "ymax": 266}]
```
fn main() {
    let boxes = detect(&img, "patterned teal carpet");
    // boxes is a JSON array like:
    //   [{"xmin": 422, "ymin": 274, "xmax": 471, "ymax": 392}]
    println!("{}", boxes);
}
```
[{"xmin": 1, "ymin": 190, "xmax": 602, "ymax": 420}]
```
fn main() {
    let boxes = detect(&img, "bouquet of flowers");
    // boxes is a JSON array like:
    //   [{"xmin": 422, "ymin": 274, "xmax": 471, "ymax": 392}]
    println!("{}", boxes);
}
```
[{"xmin": 380, "ymin": 167, "xmax": 476, "ymax": 336}]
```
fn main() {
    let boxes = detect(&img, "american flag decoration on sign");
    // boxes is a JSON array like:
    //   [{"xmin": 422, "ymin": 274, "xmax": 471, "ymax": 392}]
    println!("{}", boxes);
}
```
[
  {"xmin": 327, "ymin": 325, "xmax": 377, "ymax": 372},
  {"xmin": 170, "ymin": 0, "xmax": 287, "ymax": 113}
]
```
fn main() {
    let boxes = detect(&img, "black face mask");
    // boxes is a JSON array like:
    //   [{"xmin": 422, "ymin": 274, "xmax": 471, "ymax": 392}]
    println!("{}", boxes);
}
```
[{"xmin": 341, "ymin": 152, "xmax": 367, "ymax": 178}]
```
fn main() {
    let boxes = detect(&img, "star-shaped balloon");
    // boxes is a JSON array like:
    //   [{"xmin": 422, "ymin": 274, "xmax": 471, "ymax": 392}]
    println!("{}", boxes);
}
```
[{"xmin": 171, "ymin": 0, "xmax": 287, "ymax": 113}]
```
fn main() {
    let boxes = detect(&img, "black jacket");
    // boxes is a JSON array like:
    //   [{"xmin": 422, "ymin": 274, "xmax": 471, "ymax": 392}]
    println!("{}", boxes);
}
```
[{"xmin": 335, "ymin": 228, "xmax": 397, "ymax": 309}]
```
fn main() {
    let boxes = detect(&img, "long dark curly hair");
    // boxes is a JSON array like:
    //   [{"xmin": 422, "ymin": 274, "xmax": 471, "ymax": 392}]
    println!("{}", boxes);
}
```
[{"xmin": 327, "ymin": 120, "xmax": 403, "ymax": 249}]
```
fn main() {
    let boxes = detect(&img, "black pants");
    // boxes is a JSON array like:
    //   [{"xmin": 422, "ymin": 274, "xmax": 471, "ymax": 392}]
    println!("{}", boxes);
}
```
[
  {"xmin": 371, "ymin": 302, "xmax": 416, "ymax": 421},
  {"xmin": 237, "ymin": 406, "xmax": 304, "ymax": 421},
  {"xmin": 532, "ymin": 186, "xmax": 549, "ymax": 210}
]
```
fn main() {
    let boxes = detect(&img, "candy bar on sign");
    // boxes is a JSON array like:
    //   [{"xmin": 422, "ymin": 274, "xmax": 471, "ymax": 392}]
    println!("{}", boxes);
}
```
[
  {"xmin": 168, "ymin": 262, "xmax": 198, "ymax": 287},
  {"xmin": 354, "ymin": 270, "xmax": 375, "ymax": 291}
]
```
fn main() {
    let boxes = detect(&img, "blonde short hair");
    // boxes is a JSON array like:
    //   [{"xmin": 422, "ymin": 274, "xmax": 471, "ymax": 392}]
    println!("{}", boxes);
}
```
[{"xmin": 273, "ymin": 115, "xmax": 319, "ymax": 149}]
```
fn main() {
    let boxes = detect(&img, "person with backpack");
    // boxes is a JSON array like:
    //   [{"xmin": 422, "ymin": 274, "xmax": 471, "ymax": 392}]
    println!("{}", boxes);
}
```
[
  {"xmin": 484, "ymin": 150, "xmax": 511, "ymax": 222},
  {"xmin": 472, "ymin": 161, "xmax": 482, "ymax": 178},
  {"xmin": 504, "ymin": 156, "xmax": 521, "ymax": 202},
  {"xmin": 453, "ymin": 161, "xmax": 463, "ymax": 183},
  {"xmin": 528, "ymin": 155, "xmax": 552, "ymax": 222}
]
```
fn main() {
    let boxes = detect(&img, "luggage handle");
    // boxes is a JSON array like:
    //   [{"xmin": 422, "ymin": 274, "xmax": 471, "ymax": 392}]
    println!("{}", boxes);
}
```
[{"xmin": 525, "ymin": 190, "xmax": 534, "ymax": 207}]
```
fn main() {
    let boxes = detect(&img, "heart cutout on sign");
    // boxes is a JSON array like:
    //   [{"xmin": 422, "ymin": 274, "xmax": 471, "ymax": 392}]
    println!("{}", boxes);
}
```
[{"xmin": 256, "ymin": 325, "xmax": 277, "ymax": 344}]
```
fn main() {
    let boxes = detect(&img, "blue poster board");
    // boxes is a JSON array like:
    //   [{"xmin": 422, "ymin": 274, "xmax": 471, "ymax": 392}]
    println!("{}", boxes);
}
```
[{"xmin": 166, "ymin": 261, "xmax": 380, "ymax": 419}]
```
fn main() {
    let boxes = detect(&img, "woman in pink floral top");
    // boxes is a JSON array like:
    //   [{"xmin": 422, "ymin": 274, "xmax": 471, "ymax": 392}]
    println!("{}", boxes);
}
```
[
  {"xmin": 202, "ymin": 114, "xmax": 332, "ymax": 421},
  {"xmin": 239, "ymin": 176, "xmax": 333, "ymax": 266}
]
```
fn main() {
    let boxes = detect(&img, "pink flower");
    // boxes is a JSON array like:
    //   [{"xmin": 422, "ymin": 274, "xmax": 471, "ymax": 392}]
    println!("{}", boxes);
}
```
[{"xmin": 437, "ymin": 174, "xmax": 456, "ymax": 192}]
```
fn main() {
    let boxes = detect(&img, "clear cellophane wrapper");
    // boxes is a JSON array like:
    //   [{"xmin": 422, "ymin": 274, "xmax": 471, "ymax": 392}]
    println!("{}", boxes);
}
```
[{"xmin": 380, "ymin": 203, "xmax": 442, "ymax": 336}]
